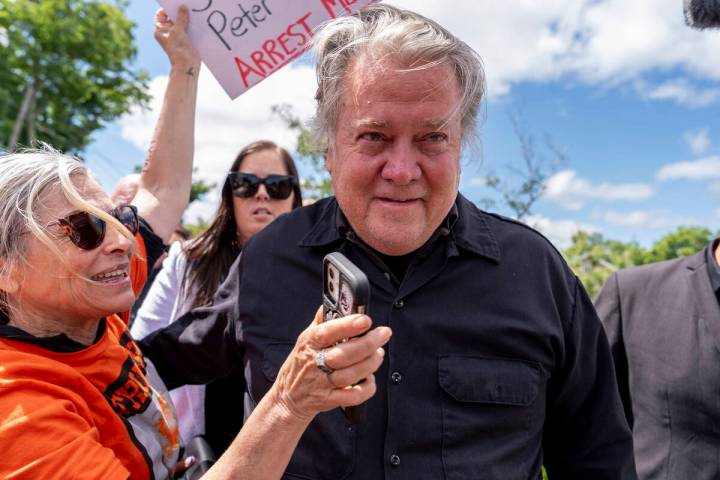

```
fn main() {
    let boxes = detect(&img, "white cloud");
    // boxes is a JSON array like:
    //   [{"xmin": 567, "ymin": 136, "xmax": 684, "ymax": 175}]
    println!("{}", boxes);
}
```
[
  {"xmin": 602, "ymin": 209, "xmax": 692, "ymax": 229},
  {"xmin": 468, "ymin": 176, "xmax": 488, "ymax": 187},
  {"xmin": 524, "ymin": 214, "xmax": 598, "ymax": 249},
  {"xmin": 709, "ymin": 181, "xmax": 720, "ymax": 194},
  {"xmin": 120, "ymin": 63, "xmax": 317, "ymax": 221},
  {"xmin": 656, "ymin": 156, "xmax": 720, "ymax": 181},
  {"xmin": 684, "ymin": 128, "xmax": 712, "ymax": 155},
  {"xmin": 392, "ymin": 0, "xmax": 720, "ymax": 102},
  {"xmin": 545, "ymin": 170, "xmax": 654, "ymax": 209},
  {"xmin": 636, "ymin": 79, "xmax": 720, "ymax": 108}
]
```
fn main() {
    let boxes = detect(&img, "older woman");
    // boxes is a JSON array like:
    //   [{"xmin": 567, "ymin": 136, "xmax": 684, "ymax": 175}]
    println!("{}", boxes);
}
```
[{"xmin": 0, "ymin": 147, "xmax": 390, "ymax": 478}]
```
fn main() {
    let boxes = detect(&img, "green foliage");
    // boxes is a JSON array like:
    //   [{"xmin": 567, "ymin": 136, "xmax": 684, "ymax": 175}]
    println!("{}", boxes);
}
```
[
  {"xmin": 189, "ymin": 172, "xmax": 215, "ymax": 204},
  {"xmin": 184, "ymin": 217, "xmax": 209, "ymax": 237},
  {"xmin": 0, "ymin": 0, "xmax": 149, "ymax": 152},
  {"xmin": 564, "ymin": 226, "xmax": 718, "ymax": 298},
  {"xmin": 271, "ymin": 103, "xmax": 333, "ymax": 200},
  {"xmin": 642, "ymin": 226, "xmax": 714, "ymax": 264},
  {"xmin": 563, "ymin": 231, "xmax": 645, "ymax": 298},
  {"xmin": 134, "ymin": 164, "xmax": 214, "ymax": 204}
]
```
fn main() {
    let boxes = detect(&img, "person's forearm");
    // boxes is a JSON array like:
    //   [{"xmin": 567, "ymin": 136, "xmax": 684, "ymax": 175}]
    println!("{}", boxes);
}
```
[
  {"xmin": 137, "ymin": 62, "xmax": 200, "ymax": 241},
  {"xmin": 202, "ymin": 387, "xmax": 312, "ymax": 479}
]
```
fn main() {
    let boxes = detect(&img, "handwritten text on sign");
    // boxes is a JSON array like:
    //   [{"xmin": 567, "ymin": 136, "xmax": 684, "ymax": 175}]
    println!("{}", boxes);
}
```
[{"xmin": 157, "ymin": 0, "xmax": 378, "ymax": 99}]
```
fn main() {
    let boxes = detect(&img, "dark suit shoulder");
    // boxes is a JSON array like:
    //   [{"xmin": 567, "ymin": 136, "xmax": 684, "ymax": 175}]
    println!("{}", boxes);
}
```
[{"xmin": 614, "ymin": 249, "xmax": 705, "ymax": 300}]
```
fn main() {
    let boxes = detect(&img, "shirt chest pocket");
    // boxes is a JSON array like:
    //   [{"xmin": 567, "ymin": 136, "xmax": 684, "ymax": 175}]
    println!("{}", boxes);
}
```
[
  {"xmin": 438, "ymin": 355, "xmax": 544, "ymax": 480},
  {"xmin": 262, "ymin": 343, "xmax": 357, "ymax": 480}
]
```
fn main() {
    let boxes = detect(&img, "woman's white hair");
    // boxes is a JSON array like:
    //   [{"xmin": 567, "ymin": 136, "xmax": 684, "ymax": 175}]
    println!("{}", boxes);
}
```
[
  {"xmin": 0, "ymin": 146, "xmax": 134, "ymax": 309},
  {"xmin": 311, "ymin": 3, "xmax": 486, "ymax": 151}
]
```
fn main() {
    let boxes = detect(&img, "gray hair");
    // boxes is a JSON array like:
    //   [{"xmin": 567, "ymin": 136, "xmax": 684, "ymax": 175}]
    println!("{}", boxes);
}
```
[
  {"xmin": 311, "ymin": 3, "xmax": 486, "ymax": 150},
  {"xmin": 0, "ymin": 146, "xmax": 132, "ymax": 310}
]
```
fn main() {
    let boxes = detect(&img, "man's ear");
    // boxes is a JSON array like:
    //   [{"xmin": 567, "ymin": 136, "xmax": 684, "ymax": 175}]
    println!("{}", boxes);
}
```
[
  {"xmin": 325, "ymin": 147, "xmax": 334, "ymax": 174},
  {"xmin": 0, "ymin": 262, "xmax": 20, "ymax": 294}
]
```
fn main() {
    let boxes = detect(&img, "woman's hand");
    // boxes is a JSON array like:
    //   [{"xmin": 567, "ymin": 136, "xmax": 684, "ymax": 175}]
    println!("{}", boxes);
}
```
[
  {"xmin": 154, "ymin": 5, "xmax": 201, "ymax": 70},
  {"xmin": 269, "ymin": 307, "xmax": 392, "ymax": 423}
]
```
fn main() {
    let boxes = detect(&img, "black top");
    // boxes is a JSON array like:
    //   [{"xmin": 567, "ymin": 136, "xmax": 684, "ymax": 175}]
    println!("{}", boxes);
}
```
[
  {"xmin": 141, "ymin": 194, "xmax": 636, "ymax": 480},
  {"xmin": 128, "ymin": 218, "xmax": 169, "ymax": 328},
  {"xmin": 705, "ymin": 238, "xmax": 720, "ymax": 300}
]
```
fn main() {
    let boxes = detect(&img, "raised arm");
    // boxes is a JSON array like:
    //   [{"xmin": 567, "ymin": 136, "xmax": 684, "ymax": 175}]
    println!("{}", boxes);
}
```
[{"xmin": 132, "ymin": 5, "xmax": 200, "ymax": 242}]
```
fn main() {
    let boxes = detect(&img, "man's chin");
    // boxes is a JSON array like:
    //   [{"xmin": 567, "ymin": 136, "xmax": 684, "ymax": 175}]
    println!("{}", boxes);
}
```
[{"xmin": 363, "ymin": 226, "xmax": 428, "ymax": 256}]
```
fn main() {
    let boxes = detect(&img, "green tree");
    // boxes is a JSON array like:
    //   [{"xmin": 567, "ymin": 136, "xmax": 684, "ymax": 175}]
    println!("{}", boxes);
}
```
[
  {"xmin": 0, "ymin": 0, "xmax": 149, "ymax": 152},
  {"xmin": 134, "ymin": 164, "xmax": 214, "ymax": 204},
  {"xmin": 642, "ymin": 226, "xmax": 715, "ymax": 264},
  {"xmin": 563, "ymin": 231, "xmax": 645, "ymax": 298},
  {"xmin": 564, "ymin": 226, "xmax": 718, "ymax": 298},
  {"xmin": 271, "ymin": 103, "xmax": 332, "ymax": 200},
  {"xmin": 184, "ymin": 217, "xmax": 210, "ymax": 238}
]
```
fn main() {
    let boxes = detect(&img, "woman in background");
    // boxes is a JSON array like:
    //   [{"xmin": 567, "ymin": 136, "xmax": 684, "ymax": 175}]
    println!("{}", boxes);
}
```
[{"xmin": 132, "ymin": 141, "xmax": 302, "ymax": 454}]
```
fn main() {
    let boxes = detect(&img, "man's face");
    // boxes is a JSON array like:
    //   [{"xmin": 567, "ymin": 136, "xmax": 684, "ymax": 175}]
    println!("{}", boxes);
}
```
[{"xmin": 327, "ymin": 57, "xmax": 463, "ymax": 256}]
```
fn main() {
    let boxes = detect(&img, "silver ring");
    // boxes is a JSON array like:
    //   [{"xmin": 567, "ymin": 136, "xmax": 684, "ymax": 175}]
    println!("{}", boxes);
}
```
[{"xmin": 315, "ymin": 348, "xmax": 334, "ymax": 375}]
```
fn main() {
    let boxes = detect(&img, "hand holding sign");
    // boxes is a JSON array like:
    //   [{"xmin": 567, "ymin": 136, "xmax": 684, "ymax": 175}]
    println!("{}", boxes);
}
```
[
  {"xmin": 154, "ymin": 5, "xmax": 201, "ymax": 71},
  {"xmin": 157, "ymin": 0, "xmax": 378, "ymax": 99}
]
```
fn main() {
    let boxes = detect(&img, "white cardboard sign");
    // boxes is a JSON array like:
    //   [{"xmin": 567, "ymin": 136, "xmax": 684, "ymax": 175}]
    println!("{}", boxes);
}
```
[{"xmin": 157, "ymin": 0, "xmax": 378, "ymax": 99}]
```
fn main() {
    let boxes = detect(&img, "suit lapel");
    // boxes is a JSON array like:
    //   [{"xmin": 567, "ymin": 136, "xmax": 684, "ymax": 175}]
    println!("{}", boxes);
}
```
[{"xmin": 685, "ymin": 248, "xmax": 720, "ymax": 351}]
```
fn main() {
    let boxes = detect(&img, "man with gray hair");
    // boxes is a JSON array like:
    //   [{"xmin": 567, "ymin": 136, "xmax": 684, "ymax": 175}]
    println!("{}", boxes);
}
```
[{"xmin": 142, "ymin": 4, "xmax": 636, "ymax": 478}]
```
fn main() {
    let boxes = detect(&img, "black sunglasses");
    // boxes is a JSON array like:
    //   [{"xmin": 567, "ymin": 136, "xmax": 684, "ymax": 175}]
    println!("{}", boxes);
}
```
[
  {"xmin": 228, "ymin": 172, "xmax": 297, "ymax": 200},
  {"xmin": 47, "ymin": 205, "xmax": 139, "ymax": 250}
]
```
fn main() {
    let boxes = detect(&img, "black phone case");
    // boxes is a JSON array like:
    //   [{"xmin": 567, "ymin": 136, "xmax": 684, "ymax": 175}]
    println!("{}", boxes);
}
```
[{"xmin": 322, "ymin": 252, "xmax": 371, "ymax": 424}]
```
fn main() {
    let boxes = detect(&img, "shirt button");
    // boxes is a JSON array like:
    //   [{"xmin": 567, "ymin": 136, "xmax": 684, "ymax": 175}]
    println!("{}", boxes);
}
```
[
  {"xmin": 384, "ymin": 272, "xmax": 391, "ymax": 281},
  {"xmin": 393, "ymin": 299, "xmax": 404, "ymax": 309},
  {"xmin": 389, "ymin": 454, "xmax": 401, "ymax": 467},
  {"xmin": 391, "ymin": 371, "xmax": 402, "ymax": 384}
]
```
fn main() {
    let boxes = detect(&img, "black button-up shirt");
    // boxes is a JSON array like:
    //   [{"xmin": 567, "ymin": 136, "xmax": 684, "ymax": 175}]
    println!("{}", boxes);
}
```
[{"xmin": 142, "ymin": 194, "xmax": 636, "ymax": 480}]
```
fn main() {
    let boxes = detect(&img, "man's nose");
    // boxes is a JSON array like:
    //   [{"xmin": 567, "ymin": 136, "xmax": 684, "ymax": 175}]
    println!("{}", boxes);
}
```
[{"xmin": 380, "ymin": 141, "xmax": 422, "ymax": 185}]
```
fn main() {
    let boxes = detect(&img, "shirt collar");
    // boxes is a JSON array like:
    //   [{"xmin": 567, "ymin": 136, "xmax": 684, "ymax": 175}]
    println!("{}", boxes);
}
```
[
  {"xmin": 0, "ymin": 309, "xmax": 107, "ymax": 353},
  {"xmin": 299, "ymin": 194, "xmax": 501, "ymax": 263},
  {"xmin": 705, "ymin": 238, "xmax": 720, "ymax": 294}
]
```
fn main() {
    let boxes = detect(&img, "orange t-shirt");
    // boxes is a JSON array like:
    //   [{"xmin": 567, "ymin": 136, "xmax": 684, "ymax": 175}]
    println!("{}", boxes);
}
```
[{"xmin": 0, "ymin": 236, "xmax": 180, "ymax": 480}]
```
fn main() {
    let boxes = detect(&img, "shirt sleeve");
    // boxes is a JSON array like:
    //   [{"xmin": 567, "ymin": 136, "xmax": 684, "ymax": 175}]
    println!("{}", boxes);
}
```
[
  {"xmin": 594, "ymin": 271, "xmax": 633, "ymax": 427},
  {"xmin": 131, "ymin": 242, "xmax": 188, "ymax": 340},
  {"xmin": 542, "ymin": 277, "xmax": 637, "ymax": 480},
  {"xmin": 0, "ymin": 387, "xmax": 129, "ymax": 480},
  {"xmin": 139, "ymin": 252, "xmax": 244, "ymax": 389}
]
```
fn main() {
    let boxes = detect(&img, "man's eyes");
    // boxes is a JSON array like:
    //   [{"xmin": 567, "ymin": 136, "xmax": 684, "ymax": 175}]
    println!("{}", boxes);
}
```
[
  {"xmin": 422, "ymin": 132, "xmax": 448, "ymax": 143},
  {"xmin": 358, "ymin": 132, "xmax": 448, "ymax": 143},
  {"xmin": 359, "ymin": 132, "xmax": 384, "ymax": 142}
]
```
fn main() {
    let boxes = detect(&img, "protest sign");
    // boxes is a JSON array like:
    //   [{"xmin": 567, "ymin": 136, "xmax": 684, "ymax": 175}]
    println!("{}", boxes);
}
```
[{"xmin": 157, "ymin": 0, "xmax": 378, "ymax": 99}]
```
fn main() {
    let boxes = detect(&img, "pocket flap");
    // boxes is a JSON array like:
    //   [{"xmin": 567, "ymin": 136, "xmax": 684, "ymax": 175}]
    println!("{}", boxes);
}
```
[
  {"xmin": 262, "ymin": 343, "xmax": 294, "ymax": 382},
  {"xmin": 438, "ymin": 356, "xmax": 540, "ymax": 406}
]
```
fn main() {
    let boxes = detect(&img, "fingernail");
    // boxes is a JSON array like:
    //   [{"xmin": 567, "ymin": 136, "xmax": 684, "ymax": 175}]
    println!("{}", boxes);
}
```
[
  {"xmin": 376, "ymin": 326, "xmax": 392, "ymax": 340},
  {"xmin": 352, "ymin": 315, "xmax": 370, "ymax": 328},
  {"xmin": 185, "ymin": 455, "xmax": 196, "ymax": 467}
]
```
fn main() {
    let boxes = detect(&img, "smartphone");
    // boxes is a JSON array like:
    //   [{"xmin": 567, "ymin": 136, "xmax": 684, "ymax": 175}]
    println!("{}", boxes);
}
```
[{"xmin": 322, "ymin": 252, "xmax": 371, "ymax": 423}]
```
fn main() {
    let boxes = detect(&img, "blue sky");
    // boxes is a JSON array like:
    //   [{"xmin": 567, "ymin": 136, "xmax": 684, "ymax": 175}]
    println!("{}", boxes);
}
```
[{"xmin": 85, "ymin": 0, "xmax": 720, "ymax": 248}]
